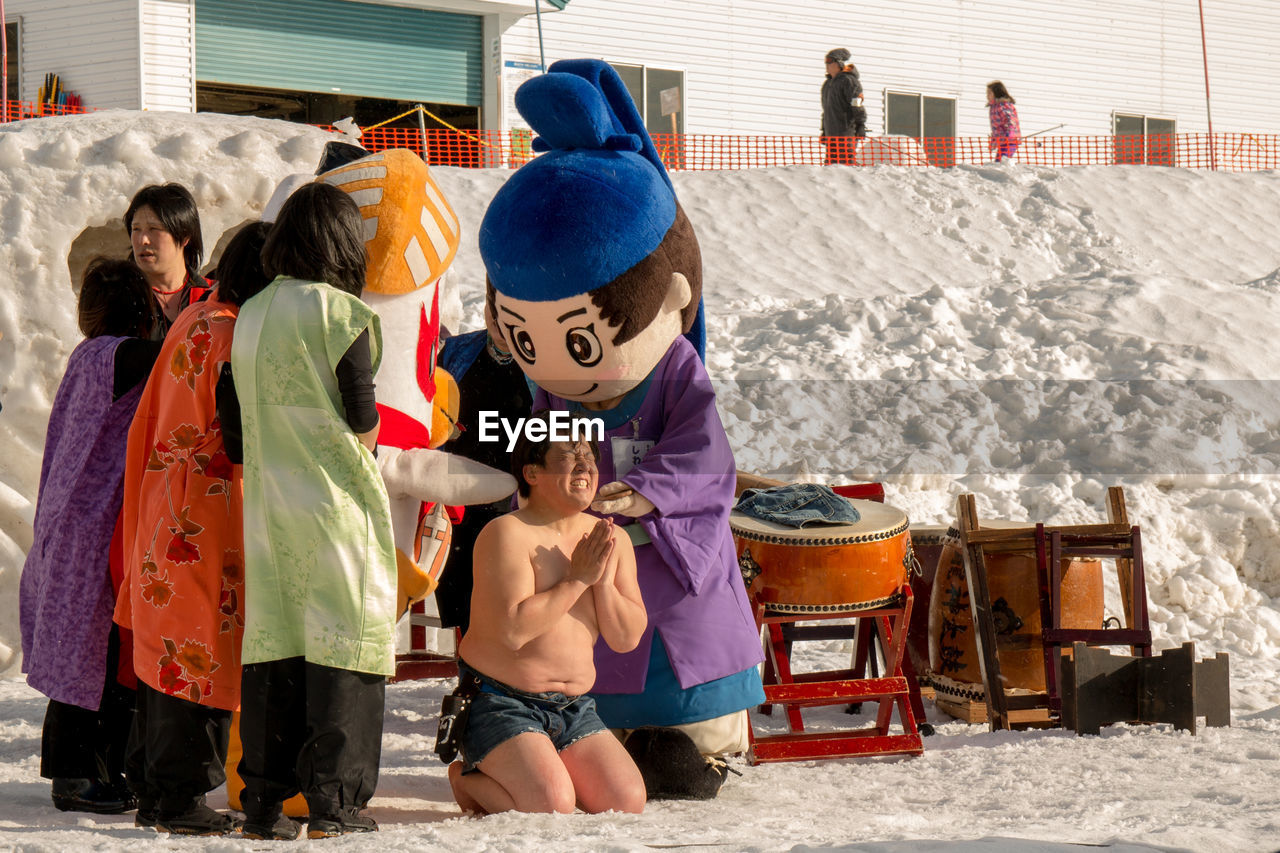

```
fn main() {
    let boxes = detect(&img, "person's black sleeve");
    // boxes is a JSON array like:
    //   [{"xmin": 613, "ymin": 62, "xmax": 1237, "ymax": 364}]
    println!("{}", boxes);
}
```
[
  {"xmin": 837, "ymin": 73, "xmax": 859, "ymax": 122},
  {"xmin": 336, "ymin": 329, "xmax": 379, "ymax": 435},
  {"xmin": 112, "ymin": 339, "xmax": 163, "ymax": 400},
  {"xmin": 216, "ymin": 363, "xmax": 243, "ymax": 464}
]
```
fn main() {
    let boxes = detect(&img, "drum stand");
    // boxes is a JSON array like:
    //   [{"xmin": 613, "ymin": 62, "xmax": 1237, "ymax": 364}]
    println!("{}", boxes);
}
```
[
  {"xmin": 956, "ymin": 487, "xmax": 1154, "ymax": 731},
  {"xmin": 392, "ymin": 599, "xmax": 458, "ymax": 682},
  {"xmin": 747, "ymin": 586, "xmax": 925, "ymax": 764}
]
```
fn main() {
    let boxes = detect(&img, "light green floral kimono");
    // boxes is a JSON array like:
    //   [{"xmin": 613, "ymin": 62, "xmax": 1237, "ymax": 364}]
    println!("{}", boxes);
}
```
[{"xmin": 231, "ymin": 276, "xmax": 397, "ymax": 677}]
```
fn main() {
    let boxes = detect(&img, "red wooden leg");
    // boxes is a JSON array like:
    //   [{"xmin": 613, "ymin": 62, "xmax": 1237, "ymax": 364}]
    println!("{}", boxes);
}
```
[{"xmin": 766, "ymin": 621, "xmax": 806, "ymax": 732}]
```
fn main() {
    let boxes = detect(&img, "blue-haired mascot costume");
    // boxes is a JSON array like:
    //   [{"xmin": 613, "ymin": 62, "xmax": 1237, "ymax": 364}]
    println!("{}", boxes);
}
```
[{"xmin": 479, "ymin": 59, "xmax": 764, "ymax": 799}]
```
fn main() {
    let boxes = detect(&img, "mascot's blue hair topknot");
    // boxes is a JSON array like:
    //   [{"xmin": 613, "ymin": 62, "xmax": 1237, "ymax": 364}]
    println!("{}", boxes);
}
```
[{"xmin": 479, "ymin": 58, "xmax": 705, "ymax": 358}]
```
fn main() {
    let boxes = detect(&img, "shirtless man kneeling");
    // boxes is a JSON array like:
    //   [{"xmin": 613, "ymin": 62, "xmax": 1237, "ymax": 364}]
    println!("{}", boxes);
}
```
[{"xmin": 448, "ymin": 413, "xmax": 648, "ymax": 815}]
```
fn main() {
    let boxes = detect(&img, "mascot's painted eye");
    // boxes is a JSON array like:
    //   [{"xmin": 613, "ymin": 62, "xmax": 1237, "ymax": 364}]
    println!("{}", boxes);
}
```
[
  {"xmin": 507, "ymin": 325, "xmax": 537, "ymax": 364},
  {"xmin": 566, "ymin": 325, "xmax": 603, "ymax": 367}
]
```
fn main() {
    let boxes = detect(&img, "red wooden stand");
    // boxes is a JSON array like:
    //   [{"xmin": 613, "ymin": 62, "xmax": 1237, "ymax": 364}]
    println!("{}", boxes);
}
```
[
  {"xmin": 747, "ymin": 585, "xmax": 925, "ymax": 764},
  {"xmin": 390, "ymin": 599, "xmax": 458, "ymax": 683}
]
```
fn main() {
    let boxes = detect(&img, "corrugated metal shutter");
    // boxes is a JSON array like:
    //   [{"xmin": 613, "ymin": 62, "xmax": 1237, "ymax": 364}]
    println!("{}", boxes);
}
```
[{"xmin": 195, "ymin": 0, "xmax": 481, "ymax": 106}]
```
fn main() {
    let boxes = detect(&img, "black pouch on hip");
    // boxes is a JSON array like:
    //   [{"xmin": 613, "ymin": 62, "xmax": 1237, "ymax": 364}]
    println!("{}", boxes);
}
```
[{"xmin": 434, "ymin": 670, "xmax": 482, "ymax": 764}]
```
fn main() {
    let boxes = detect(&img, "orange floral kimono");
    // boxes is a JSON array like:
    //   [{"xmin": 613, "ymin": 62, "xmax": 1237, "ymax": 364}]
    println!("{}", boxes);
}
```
[{"xmin": 114, "ymin": 295, "xmax": 244, "ymax": 710}]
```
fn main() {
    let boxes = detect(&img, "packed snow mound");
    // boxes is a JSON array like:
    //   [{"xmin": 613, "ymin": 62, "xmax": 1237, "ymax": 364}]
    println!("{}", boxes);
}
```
[
  {"xmin": 0, "ymin": 111, "xmax": 334, "ymax": 671},
  {"xmin": 430, "ymin": 162, "xmax": 1280, "ymax": 711}
]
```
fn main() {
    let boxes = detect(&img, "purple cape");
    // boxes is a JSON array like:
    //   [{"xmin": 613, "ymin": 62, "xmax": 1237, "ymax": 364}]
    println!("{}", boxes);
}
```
[
  {"xmin": 20, "ymin": 337, "xmax": 142, "ymax": 710},
  {"xmin": 538, "ymin": 335, "xmax": 764, "ymax": 693}
]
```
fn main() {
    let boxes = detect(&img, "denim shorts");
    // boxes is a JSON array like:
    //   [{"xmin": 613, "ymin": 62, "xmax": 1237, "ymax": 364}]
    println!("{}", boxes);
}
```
[{"xmin": 457, "ymin": 663, "xmax": 608, "ymax": 772}]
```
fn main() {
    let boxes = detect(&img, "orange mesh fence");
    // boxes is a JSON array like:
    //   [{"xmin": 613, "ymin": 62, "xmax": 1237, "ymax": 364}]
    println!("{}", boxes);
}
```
[
  {"xmin": 349, "ymin": 126, "xmax": 531, "ymax": 168},
  {"xmin": 4, "ymin": 100, "xmax": 1273, "ymax": 171},
  {"xmin": 2, "ymin": 98, "xmax": 90, "ymax": 122},
  {"xmin": 347, "ymin": 127, "xmax": 1280, "ymax": 172}
]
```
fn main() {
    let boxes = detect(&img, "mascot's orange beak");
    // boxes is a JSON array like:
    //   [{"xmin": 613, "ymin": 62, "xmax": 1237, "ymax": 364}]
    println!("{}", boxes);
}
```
[{"xmin": 428, "ymin": 367, "xmax": 460, "ymax": 448}]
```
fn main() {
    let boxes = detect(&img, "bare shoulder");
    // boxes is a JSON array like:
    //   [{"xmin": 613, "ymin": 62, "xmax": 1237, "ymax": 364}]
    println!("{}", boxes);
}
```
[{"xmin": 475, "ymin": 512, "xmax": 529, "ymax": 550}]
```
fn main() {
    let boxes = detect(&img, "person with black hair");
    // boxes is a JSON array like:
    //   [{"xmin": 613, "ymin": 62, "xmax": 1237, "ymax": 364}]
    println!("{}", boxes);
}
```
[
  {"xmin": 124, "ymin": 183, "xmax": 208, "ymax": 338},
  {"xmin": 19, "ymin": 258, "xmax": 160, "ymax": 817},
  {"xmin": 821, "ymin": 47, "xmax": 867, "ymax": 165},
  {"xmin": 446, "ymin": 412, "xmax": 646, "ymax": 816},
  {"xmin": 230, "ymin": 182, "xmax": 395, "ymax": 839},
  {"xmin": 113, "ymin": 221, "xmax": 273, "ymax": 837}
]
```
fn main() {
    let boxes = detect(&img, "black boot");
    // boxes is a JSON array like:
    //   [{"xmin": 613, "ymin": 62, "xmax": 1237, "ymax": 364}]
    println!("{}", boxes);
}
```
[
  {"xmin": 134, "ymin": 797, "xmax": 158, "ymax": 829},
  {"xmin": 623, "ymin": 726, "xmax": 733, "ymax": 800},
  {"xmin": 307, "ymin": 808, "xmax": 377, "ymax": 838},
  {"xmin": 242, "ymin": 809, "xmax": 302, "ymax": 841},
  {"xmin": 50, "ymin": 777, "xmax": 135, "ymax": 815},
  {"xmin": 155, "ymin": 795, "xmax": 241, "ymax": 836}
]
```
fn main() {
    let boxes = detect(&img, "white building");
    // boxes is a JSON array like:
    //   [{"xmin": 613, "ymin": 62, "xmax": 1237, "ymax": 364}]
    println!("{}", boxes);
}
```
[{"xmin": 4, "ymin": 0, "xmax": 1278, "ymax": 145}]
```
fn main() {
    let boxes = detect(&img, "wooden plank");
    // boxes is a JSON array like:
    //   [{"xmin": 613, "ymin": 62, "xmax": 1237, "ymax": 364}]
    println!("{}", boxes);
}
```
[
  {"xmin": 958, "ymin": 493, "xmax": 1011, "ymax": 731},
  {"xmin": 1037, "ymin": 525, "xmax": 1061, "ymax": 713},
  {"xmin": 734, "ymin": 469, "xmax": 786, "ymax": 496},
  {"xmin": 762, "ymin": 676, "xmax": 909, "ymax": 705},
  {"xmin": 964, "ymin": 522, "xmax": 1129, "ymax": 546},
  {"xmin": 749, "ymin": 732, "xmax": 923, "ymax": 764},
  {"xmin": 1196, "ymin": 650, "xmax": 1232, "ymax": 729},
  {"xmin": 390, "ymin": 655, "xmax": 457, "ymax": 683},
  {"xmin": 935, "ymin": 695, "xmax": 987, "ymax": 724},
  {"xmin": 1043, "ymin": 628, "xmax": 1151, "ymax": 646},
  {"xmin": 1007, "ymin": 708, "xmax": 1055, "ymax": 725},
  {"xmin": 933, "ymin": 695, "xmax": 1053, "ymax": 725},
  {"xmin": 1106, "ymin": 486, "xmax": 1136, "ymax": 633},
  {"xmin": 783, "ymin": 624, "xmax": 870, "ymax": 642}
]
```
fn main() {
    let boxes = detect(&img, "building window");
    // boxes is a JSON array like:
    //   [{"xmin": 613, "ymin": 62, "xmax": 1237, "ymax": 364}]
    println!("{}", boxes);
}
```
[
  {"xmin": 885, "ymin": 90, "xmax": 956, "ymax": 166},
  {"xmin": 1113, "ymin": 112, "xmax": 1176, "ymax": 166},
  {"xmin": 608, "ymin": 62, "xmax": 685, "ymax": 168},
  {"xmin": 4, "ymin": 20, "xmax": 19, "ymax": 104},
  {"xmin": 608, "ymin": 63, "xmax": 685, "ymax": 136}
]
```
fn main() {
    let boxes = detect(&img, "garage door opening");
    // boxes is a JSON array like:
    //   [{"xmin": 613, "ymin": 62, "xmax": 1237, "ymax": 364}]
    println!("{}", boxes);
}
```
[{"xmin": 197, "ymin": 82, "xmax": 478, "ymax": 132}]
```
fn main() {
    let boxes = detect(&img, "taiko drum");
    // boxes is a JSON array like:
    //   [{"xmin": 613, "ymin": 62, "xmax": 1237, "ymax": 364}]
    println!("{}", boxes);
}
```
[
  {"xmin": 927, "ymin": 522, "xmax": 1105, "ymax": 697},
  {"xmin": 903, "ymin": 524, "xmax": 955, "ymax": 677},
  {"xmin": 729, "ymin": 501, "xmax": 914, "ymax": 613}
]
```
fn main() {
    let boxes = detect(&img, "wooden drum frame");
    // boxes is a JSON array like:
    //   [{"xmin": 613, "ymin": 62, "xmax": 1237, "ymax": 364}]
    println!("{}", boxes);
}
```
[
  {"xmin": 928, "ymin": 522, "xmax": 1105, "ymax": 698},
  {"xmin": 730, "ymin": 501, "xmax": 916, "ymax": 613}
]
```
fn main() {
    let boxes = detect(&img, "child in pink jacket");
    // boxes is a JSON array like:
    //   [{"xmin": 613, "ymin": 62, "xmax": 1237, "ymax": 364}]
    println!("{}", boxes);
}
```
[{"xmin": 987, "ymin": 81, "xmax": 1021, "ymax": 161}]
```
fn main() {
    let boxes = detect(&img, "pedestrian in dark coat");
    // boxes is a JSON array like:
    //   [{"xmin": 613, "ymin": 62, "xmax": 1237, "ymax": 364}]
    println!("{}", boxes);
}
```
[{"xmin": 821, "ymin": 47, "xmax": 866, "ymax": 165}]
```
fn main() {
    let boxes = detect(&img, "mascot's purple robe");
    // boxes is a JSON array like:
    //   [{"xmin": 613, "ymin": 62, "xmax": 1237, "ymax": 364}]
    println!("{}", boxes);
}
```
[
  {"xmin": 537, "ymin": 336, "xmax": 763, "ymax": 701},
  {"xmin": 20, "ymin": 337, "xmax": 141, "ymax": 710}
]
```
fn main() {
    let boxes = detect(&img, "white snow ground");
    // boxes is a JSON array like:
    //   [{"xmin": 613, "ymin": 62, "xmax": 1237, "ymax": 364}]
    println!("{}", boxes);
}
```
[{"xmin": 1, "ymin": 111, "xmax": 1279, "ymax": 852}]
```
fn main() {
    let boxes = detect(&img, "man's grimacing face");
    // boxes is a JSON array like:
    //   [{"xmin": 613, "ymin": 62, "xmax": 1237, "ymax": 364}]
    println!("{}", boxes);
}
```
[{"xmin": 529, "ymin": 440, "xmax": 599, "ymax": 509}]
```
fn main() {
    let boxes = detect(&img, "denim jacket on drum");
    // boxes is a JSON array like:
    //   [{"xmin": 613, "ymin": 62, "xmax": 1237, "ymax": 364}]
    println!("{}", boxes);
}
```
[{"xmin": 734, "ymin": 483, "xmax": 862, "ymax": 528}]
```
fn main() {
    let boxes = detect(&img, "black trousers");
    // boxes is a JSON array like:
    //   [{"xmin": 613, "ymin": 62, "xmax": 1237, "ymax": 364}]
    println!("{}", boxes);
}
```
[
  {"xmin": 40, "ymin": 626, "xmax": 134, "ymax": 782},
  {"xmin": 125, "ymin": 681, "xmax": 232, "ymax": 808},
  {"xmin": 238, "ymin": 657, "xmax": 385, "ymax": 818},
  {"xmin": 435, "ymin": 502, "xmax": 507, "ymax": 633}
]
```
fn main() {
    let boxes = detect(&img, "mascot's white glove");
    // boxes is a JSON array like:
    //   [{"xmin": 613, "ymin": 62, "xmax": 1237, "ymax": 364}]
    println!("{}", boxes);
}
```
[
  {"xmin": 379, "ymin": 446, "xmax": 517, "ymax": 506},
  {"xmin": 591, "ymin": 481, "xmax": 655, "ymax": 518},
  {"xmin": 379, "ymin": 446, "xmax": 518, "ymax": 619}
]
